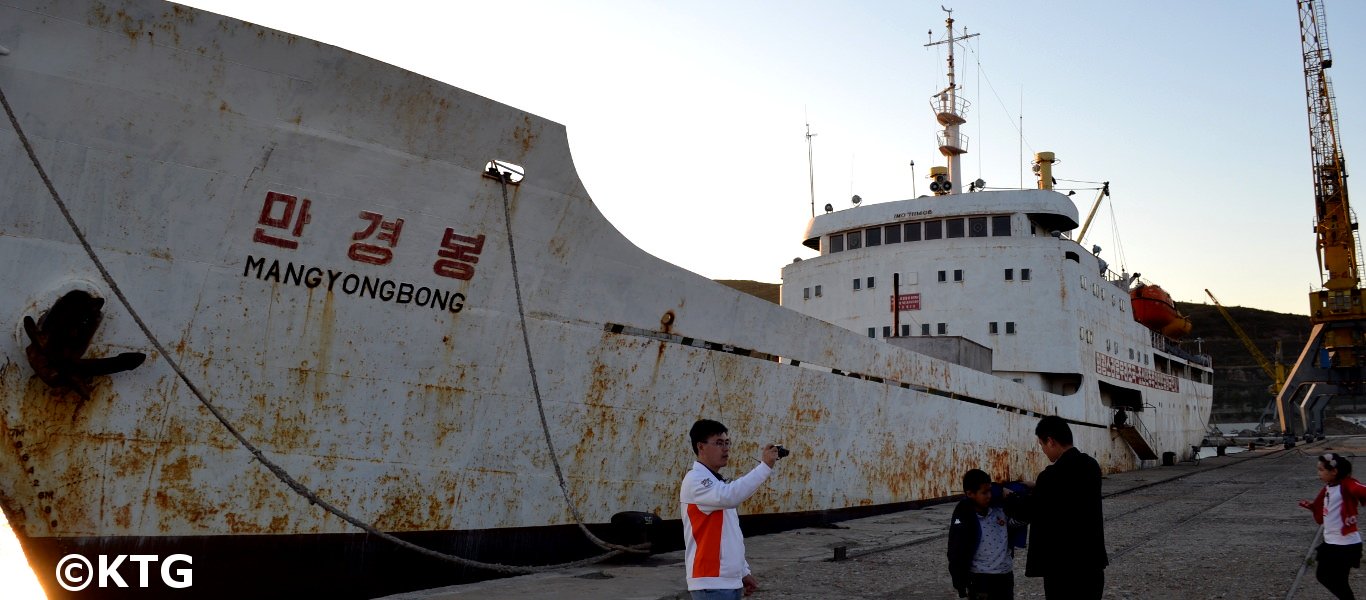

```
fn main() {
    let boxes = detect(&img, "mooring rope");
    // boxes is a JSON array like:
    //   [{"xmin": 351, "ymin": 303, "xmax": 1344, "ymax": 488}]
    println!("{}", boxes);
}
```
[
  {"xmin": 0, "ymin": 79, "xmax": 642, "ymax": 573},
  {"xmin": 488, "ymin": 169, "xmax": 648, "ymax": 556}
]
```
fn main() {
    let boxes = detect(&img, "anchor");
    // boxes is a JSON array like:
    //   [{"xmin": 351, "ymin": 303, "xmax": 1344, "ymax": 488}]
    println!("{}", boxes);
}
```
[{"xmin": 22, "ymin": 290, "xmax": 145, "ymax": 397}]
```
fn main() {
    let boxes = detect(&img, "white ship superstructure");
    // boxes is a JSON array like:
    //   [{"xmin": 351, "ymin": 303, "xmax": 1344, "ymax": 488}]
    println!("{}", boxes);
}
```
[{"xmin": 784, "ymin": 186, "xmax": 1212, "ymax": 442}]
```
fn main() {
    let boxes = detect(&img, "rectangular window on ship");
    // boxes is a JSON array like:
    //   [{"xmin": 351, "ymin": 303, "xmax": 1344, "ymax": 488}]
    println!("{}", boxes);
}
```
[
  {"xmin": 946, "ymin": 218, "xmax": 965, "ymax": 238},
  {"xmin": 847, "ymin": 231, "xmax": 862, "ymax": 250},
  {"xmin": 969, "ymin": 217, "xmax": 988, "ymax": 237},
  {"xmin": 992, "ymin": 215, "xmax": 1011, "ymax": 236},
  {"xmin": 866, "ymin": 227, "xmax": 882, "ymax": 247},
  {"xmin": 829, "ymin": 234, "xmax": 844, "ymax": 253},
  {"xmin": 924, "ymin": 220, "xmax": 943, "ymax": 240},
  {"xmin": 905, "ymin": 222, "xmax": 922, "ymax": 242},
  {"xmin": 885, "ymin": 224, "xmax": 902, "ymax": 244}
]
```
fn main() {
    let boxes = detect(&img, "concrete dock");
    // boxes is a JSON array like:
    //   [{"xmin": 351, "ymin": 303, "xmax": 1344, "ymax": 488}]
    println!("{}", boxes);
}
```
[{"xmin": 386, "ymin": 437, "xmax": 1366, "ymax": 599}]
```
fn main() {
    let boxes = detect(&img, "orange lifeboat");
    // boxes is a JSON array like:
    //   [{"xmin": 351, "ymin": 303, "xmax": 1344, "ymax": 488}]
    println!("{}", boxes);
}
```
[{"xmin": 1130, "ymin": 283, "xmax": 1192, "ymax": 340}]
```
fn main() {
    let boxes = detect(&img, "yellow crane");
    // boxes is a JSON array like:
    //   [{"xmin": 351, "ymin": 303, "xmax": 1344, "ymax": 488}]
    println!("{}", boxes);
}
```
[
  {"xmin": 1205, "ymin": 289, "xmax": 1286, "ymax": 396},
  {"xmin": 1274, "ymin": 0, "xmax": 1366, "ymax": 440}
]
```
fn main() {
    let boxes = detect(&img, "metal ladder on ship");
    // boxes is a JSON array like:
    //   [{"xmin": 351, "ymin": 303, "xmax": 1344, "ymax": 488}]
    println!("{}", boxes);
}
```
[{"xmin": 1111, "ymin": 409, "xmax": 1159, "ymax": 461}]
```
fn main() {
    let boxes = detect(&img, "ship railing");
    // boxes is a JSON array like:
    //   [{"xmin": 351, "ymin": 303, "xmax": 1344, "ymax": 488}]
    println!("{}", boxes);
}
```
[
  {"xmin": 930, "ymin": 93, "xmax": 971, "ymax": 122},
  {"xmin": 1147, "ymin": 329, "xmax": 1211, "ymax": 368},
  {"xmin": 1102, "ymin": 266, "xmax": 1139, "ymax": 289},
  {"xmin": 1125, "ymin": 407, "xmax": 1155, "ymax": 441},
  {"xmin": 936, "ymin": 130, "xmax": 971, "ymax": 154}
]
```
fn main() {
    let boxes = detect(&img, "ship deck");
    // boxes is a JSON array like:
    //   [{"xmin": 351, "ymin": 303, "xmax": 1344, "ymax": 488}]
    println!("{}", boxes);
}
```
[{"xmin": 384, "ymin": 437, "xmax": 1357, "ymax": 599}]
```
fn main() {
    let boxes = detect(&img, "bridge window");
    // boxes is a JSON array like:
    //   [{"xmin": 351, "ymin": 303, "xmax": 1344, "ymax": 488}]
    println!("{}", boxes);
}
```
[
  {"xmin": 946, "ymin": 218, "xmax": 965, "ymax": 238},
  {"xmin": 924, "ymin": 220, "xmax": 943, "ymax": 240},
  {"xmin": 866, "ymin": 227, "xmax": 882, "ymax": 247},
  {"xmin": 992, "ymin": 215, "xmax": 1011, "ymax": 236},
  {"xmin": 905, "ymin": 222, "xmax": 922, "ymax": 242},
  {"xmin": 829, "ymin": 234, "xmax": 844, "ymax": 253},
  {"xmin": 846, "ymin": 231, "xmax": 862, "ymax": 250},
  {"xmin": 885, "ymin": 224, "xmax": 902, "ymax": 244},
  {"xmin": 969, "ymin": 217, "xmax": 988, "ymax": 237}
]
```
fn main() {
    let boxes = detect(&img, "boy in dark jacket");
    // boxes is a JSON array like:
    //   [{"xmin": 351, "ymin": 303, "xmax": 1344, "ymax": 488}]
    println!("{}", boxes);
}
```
[{"xmin": 947, "ymin": 469, "xmax": 1018, "ymax": 599}]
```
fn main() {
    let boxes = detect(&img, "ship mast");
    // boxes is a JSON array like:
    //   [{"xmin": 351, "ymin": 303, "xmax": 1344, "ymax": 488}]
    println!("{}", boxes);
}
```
[
  {"xmin": 806, "ymin": 120, "xmax": 817, "ymax": 217},
  {"xmin": 924, "ymin": 8, "xmax": 977, "ymax": 196}
]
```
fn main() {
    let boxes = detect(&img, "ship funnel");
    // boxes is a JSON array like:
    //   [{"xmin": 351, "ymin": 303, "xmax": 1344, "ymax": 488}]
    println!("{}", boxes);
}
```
[
  {"xmin": 1032, "ymin": 152, "xmax": 1056, "ymax": 190},
  {"xmin": 928, "ymin": 166, "xmax": 952, "ymax": 196}
]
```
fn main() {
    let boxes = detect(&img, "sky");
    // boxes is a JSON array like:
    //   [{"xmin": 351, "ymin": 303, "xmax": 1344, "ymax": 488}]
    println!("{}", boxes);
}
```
[
  {"xmin": 148, "ymin": 0, "xmax": 1365, "ymax": 319},
  {"xmin": 3, "ymin": 1, "xmax": 1365, "ymax": 592}
]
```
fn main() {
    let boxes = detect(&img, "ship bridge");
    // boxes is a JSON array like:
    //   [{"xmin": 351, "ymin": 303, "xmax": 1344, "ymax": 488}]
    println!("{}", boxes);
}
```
[{"xmin": 801, "ymin": 189, "xmax": 1080, "ymax": 251}]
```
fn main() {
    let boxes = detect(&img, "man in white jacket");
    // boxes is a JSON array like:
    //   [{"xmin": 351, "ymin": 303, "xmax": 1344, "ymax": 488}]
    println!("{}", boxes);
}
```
[{"xmin": 680, "ymin": 419, "xmax": 782, "ymax": 599}]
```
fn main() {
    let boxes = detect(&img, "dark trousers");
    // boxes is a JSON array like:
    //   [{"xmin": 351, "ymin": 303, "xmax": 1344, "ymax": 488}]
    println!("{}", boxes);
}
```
[
  {"xmin": 1317, "ymin": 542, "xmax": 1363, "ymax": 600},
  {"xmin": 967, "ymin": 572, "xmax": 1014, "ymax": 600},
  {"xmin": 1042, "ymin": 569, "xmax": 1103, "ymax": 600}
]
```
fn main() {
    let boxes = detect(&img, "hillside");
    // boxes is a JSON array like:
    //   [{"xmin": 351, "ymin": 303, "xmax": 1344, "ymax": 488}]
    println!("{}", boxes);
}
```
[
  {"xmin": 1176, "ymin": 301, "xmax": 1311, "ymax": 421},
  {"xmin": 715, "ymin": 280, "xmax": 1312, "ymax": 421}
]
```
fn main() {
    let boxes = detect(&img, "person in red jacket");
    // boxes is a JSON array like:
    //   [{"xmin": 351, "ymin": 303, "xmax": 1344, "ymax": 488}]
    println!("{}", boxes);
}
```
[{"xmin": 1299, "ymin": 452, "xmax": 1366, "ymax": 599}]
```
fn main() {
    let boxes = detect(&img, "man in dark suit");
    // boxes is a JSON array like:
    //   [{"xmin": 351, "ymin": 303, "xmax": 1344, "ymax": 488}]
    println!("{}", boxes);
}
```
[{"xmin": 1010, "ymin": 415, "xmax": 1108, "ymax": 599}]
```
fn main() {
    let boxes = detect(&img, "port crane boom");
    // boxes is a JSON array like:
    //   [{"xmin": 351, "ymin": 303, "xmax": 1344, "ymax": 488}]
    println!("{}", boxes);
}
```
[
  {"xmin": 1275, "ymin": 0, "xmax": 1366, "ymax": 440},
  {"xmin": 1205, "ymin": 289, "xmax": 1287, "ymax": 396}
]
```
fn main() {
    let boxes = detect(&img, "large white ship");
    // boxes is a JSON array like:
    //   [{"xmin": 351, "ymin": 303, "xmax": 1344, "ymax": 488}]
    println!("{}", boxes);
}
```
[{"xmin": 0, "ymin": 1, "xmax": 1211, "ymax": 597}]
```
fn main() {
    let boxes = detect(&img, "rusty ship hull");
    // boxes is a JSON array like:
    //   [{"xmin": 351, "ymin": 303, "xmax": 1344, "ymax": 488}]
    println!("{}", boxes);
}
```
[{"xmin": 0, "ymin": 1, "xmax": 1212, "ymax": 597}]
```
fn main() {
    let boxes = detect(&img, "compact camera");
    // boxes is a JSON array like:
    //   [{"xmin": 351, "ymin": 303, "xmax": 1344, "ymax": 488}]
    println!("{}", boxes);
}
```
[{"xmin": 774, "ymin": 444, "xmax": 790, "ymax": 459}]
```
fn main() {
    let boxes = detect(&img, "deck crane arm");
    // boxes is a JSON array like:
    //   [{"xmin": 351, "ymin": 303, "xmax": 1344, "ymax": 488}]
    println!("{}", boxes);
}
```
[{"xmin": 1074, "ymin": 182, "xmax": 1111, "ymax": 244}]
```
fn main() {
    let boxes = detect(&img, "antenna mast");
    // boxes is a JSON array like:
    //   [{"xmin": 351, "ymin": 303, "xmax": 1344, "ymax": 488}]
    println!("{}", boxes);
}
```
[
  {"xmin": 806, "ymin": 120, "xmax": 817, "ymax": 217},
  {"xmin": 924, "ymin": 7, "xmax": 977, "ymax": 195}
]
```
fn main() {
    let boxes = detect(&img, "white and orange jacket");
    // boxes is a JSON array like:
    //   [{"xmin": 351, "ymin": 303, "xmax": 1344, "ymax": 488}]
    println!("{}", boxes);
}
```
[{"xmin": 679, "ymin": 460, "xmax": 772, "ymax": 591}]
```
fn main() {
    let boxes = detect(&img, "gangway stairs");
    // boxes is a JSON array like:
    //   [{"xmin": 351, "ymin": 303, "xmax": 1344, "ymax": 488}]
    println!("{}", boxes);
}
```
[{"xmin": 1112, "ymin": 413, "xmax": 1159, "ymax": 461}]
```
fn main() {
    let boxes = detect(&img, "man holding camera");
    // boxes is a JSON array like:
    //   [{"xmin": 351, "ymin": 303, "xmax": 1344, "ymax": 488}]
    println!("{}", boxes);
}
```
[{"xmin": 680, "ymin": 419, "xmax": 784, "ymax": 599}]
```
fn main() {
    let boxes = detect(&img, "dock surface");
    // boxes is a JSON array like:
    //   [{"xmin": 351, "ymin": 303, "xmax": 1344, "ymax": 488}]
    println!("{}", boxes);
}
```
[{"xmin": 386, "ymin": 438, "xmax": 1364, "ymax": 599}]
